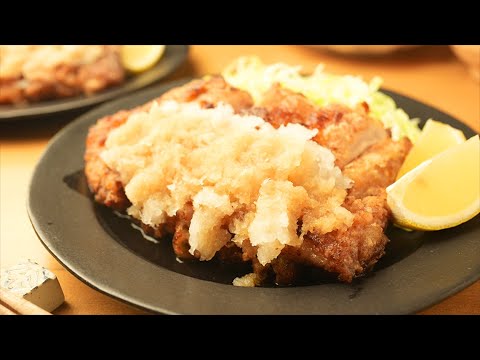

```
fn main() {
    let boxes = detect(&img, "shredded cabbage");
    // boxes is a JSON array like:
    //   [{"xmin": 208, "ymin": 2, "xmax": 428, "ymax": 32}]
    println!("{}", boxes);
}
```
[{"xmin": 222, "ymin": 56, "xmax": 421, "ymax": 143}]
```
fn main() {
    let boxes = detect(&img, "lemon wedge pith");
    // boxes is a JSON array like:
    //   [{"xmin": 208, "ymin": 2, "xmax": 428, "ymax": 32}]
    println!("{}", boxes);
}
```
[
  {"xmin": 396, "ymin": 119, "xmax": 466, "ymax": 180},
  {"xmin": 121, "ymin": 45, "xmax": 166, "ymax": 73},
  {"xmin": 387, "ymin": 135, "xmax": 480, "ymax": 231}
]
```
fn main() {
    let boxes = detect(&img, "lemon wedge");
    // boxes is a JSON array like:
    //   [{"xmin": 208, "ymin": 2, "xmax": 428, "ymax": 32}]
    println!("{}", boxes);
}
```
[
  {"xmin": 121, "ymin": 45, "xmax": 166, "ymax": 73},
  {"xmin": 396, "ymin": 119, "xmax": 466, "ymax": 180},
  {"xmin": 387, "ymin": 135, "xmax": 480, "ymax": 231}
]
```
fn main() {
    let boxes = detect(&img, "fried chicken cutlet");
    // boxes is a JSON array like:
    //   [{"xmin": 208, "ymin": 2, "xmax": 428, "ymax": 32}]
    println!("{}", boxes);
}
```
[{"xmin": 85, "ymin": 76, "xmax": 411, "ymax": 285}]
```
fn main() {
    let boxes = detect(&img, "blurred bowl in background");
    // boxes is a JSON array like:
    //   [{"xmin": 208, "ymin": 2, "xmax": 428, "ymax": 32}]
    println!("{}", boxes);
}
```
[
  {"xmin": 307, "ymin": 45, "xmax": 420, "ymax": 56},
  {"xmin": 450, "ymin": 45, "xmax": 480, "ymax": 81}
]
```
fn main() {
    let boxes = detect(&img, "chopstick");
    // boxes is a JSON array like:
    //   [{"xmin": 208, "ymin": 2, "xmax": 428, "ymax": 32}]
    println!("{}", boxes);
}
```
[
  {"xmin": 0, "ymin": 303, "xmax": 16, "ymax": 315},
  {"xmin": 0, "ymin": 289, "xmax": 51, "ymax": 315}
]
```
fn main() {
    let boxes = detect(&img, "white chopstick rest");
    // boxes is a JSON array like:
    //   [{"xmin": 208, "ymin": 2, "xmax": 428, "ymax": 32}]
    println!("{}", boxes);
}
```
[{"xmin": 0, "ymin": 259, "xmax": 65, "ymax": 312}]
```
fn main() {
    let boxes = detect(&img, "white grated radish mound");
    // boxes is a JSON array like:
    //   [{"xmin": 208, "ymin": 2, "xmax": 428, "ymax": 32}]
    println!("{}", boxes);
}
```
[{"xmin": 101, "ymin": 101, "xmax": 353, "ymax": 265}]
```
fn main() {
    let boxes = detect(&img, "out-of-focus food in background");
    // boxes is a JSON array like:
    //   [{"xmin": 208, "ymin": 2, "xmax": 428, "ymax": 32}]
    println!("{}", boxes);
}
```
[
  {"xmin": 309, "ymin": 45, "xmax": 420, "ymax": 55},
  {"xmin": 0, "ymin": 45, "xmax": 166, "ymax": 105},
  {"xmin": 450, "ymin": 45, "xmax": 480, "ymax": 81},
  {"xmin": 309, "ymin": 45, "xmax": 480, "ymax": 81},
  {"xmin": 0, "ymin": 45, "xmax": 125, "ymax": 104}
]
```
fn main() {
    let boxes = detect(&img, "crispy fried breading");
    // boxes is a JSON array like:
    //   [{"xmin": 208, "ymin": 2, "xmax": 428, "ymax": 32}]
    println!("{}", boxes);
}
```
[
  {"xmin": 343, "ymin": 137, "xmax": 413, "ymax": 198},
  {"xmin": 257, "ymin": 84, "xmax": 388, "ymax": 168},
  {"xmin": 278, "ymin": 138, "xmax": 412, "ymax": 283}
]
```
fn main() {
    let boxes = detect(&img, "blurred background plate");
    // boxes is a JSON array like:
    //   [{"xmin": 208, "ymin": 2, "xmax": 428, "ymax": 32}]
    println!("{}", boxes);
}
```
[
  {"xmin": 0, "ymin": 45, "xmax": 188, "ymax": 122},
  {"xmin": 305, "ymin": 45, "xmax": 421, "ymax": 56}
]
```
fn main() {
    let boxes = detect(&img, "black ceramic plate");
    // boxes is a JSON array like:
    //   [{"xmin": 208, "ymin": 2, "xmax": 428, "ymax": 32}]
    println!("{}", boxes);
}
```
[
  {"xmin": 27, "ymin": 80, "xmax": 480, "ymax": 314},
  {"xmin": 0, "ymin": 45, "xmax": 188, "ymax": 121}
]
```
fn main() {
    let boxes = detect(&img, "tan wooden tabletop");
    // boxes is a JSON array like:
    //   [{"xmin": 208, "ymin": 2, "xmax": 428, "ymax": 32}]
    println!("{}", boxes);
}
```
[{"xmin": 1, "ymin": 45, "xmax": 479, "ymax": 315}]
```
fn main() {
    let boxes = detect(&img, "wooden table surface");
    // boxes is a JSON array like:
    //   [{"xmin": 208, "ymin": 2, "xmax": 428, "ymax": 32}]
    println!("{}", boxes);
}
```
[{"xmin": 1, "ymin": 45, "xmax": 479, "ymax": 315}]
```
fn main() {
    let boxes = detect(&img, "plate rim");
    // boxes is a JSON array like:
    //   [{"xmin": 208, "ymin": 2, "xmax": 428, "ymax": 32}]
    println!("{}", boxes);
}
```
[
  {"xmin": 27, "ymin": 79, "xmax": 480, "ymax": 314},
  {"xmin": 0, "ymin": 45, "xmax": 188, "ymax": 121}
]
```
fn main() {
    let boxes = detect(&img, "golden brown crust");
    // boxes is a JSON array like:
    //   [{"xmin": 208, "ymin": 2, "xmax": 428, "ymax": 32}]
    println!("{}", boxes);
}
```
[
  {"xmin": 282, "ymin": 192, "xmax": 390, "ymax": 282},
  {"xmin": 277, "ymin": 137, "xmax": 412, "ymax": 282},
  {"xmin": 343, "ymin": 136, "xmax": 413, "ymax": 198},
  {"xmin": 172, "ymin": 203, "xmax": 196, "ymax": 260},
  {"xmin": 84, "ymin": 108, "xmax": 135, "ymax": 210},
  {"xmin": 161, "ymin": 76, "xmax": 254, "ymax": 113},
  {"xmin": 257, "ymin": 84, "xmax": 388, "ymax": 168}
]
